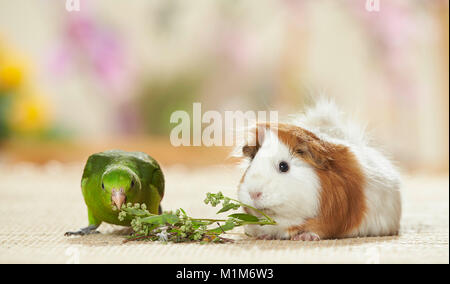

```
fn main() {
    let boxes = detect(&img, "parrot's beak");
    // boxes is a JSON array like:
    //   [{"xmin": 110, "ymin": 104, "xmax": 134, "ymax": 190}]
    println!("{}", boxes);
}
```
[{"xmin": 111, "ymin": 188, "xmax": 126, "ymax": 210}]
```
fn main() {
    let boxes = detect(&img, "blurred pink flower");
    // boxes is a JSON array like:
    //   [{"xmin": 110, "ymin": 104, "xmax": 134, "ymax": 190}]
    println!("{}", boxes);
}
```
[
  {"xmin": 219, "ymin": 29, "xmax": 253, "ymax": 71},
  {"xmin": 49, "ymin": 13, "xmax": 134, "ymax": 100},
  {"xmin": 48, "ymin": 10, "xmax": 138, "ymax": 134},
  {"xmin": 282, "ymin": 0, "xmax": 308, "ymax": 26},
  {"xmin": 351, "ymin": 0, "xmax": 417, "ymax": 50},
  {"xmin": 348, "ymin": 0, "xmax": 424, "ymax": 102}
]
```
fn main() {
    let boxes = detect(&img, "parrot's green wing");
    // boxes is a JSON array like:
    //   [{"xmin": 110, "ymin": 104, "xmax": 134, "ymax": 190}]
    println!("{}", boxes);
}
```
[{"xmin": 123, "ymin": 151, "xmax": 165, "ymax": 200}]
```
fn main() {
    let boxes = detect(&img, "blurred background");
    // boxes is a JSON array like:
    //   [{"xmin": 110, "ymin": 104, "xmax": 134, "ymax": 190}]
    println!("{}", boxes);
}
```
[{"xmin": 0, "ymin": 0, "xmax": 448, "ymax": 173}]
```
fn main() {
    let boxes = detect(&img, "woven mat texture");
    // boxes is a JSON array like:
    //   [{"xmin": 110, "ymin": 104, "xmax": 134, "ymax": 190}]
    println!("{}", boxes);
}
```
[{"xmin": 0, "ymin": 163, "xmax": 448, "ymax": 263}]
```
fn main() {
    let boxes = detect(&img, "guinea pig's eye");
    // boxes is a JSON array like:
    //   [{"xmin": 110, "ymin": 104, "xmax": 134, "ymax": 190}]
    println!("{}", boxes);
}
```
[
  {"xmin": 131, "ymin": 180, "xmax": 135, "ymax": 187},
  {"xmin": 278, "ymin": 161, "xmax": 289, "ymax": 173}
]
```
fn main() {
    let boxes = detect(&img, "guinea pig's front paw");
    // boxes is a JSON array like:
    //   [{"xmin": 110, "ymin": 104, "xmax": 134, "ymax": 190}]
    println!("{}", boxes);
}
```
[{"xmin": 291, "ymin": 231, "xmax": 320, "ymax": 241}]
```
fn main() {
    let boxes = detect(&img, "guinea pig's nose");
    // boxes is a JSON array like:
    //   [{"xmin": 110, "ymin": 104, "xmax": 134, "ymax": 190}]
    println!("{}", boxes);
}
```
[{"xmin": 250, "ymin": 192, "xmax": 262, "ymax": 200}]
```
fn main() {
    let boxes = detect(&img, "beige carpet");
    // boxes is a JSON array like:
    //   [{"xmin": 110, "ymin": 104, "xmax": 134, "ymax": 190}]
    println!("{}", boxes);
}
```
[{"xmin": 0, "ymin": 162, "xmax": 448, "ymax": 264}]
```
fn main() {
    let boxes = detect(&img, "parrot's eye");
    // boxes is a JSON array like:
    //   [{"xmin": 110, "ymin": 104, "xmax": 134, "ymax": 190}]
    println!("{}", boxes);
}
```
[
  {"xmin": 101, "ymin": 183, "xmax": 105, "ymax": 190},
  {"xmin": 131, "ymin": 180, "xmax": 135, "ymax": 187}
]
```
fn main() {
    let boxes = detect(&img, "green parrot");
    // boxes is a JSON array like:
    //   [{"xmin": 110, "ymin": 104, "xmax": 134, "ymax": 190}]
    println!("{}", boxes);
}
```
[{"xmin": 65, "ymin": 150, "xmax": 164, "ymax": 236}]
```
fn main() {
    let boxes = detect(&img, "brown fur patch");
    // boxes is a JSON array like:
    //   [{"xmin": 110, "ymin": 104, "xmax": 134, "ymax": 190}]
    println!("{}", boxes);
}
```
[{"xmin": 243, "ymin": 123, "xmax": 367, "ymax": 239}]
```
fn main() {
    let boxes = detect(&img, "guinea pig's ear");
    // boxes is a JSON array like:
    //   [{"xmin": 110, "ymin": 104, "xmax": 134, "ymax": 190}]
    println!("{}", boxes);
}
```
[
  {"xmin": 235, "ymin": 124, "xmax": 266, "ymax": 159},
  {"xmin": 295, "ymin": 140, "xmax": 332, "ymax": 170},
  {"xmin": 242, "ymin": 144, "xmax": 259, "ymax": 159}
]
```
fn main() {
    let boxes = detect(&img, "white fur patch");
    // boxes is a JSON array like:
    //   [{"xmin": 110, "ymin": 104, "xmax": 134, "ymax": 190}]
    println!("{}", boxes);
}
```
[{"xmin": 238, "ymin": 129, "xmax": 321, "ymax": 239}]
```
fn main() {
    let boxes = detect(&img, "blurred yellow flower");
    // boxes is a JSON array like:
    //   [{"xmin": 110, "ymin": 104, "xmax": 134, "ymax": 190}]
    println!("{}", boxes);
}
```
[
  {"xmin": 0, "ymin": 64, "xmax": 24, "ymax": 90},
  {"xmin": 0, "ymin": 39, "xmax": 28, "ymax": 92},
  {"xmin": 1, "ymin": 36, "xmax": 53, "ymax": 138},
  {"xmin": 9, "ymin": 94, "xmax": 52, "ymax": 134}
]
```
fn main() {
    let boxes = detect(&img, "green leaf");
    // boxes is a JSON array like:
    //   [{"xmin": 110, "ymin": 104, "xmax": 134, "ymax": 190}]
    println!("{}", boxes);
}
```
[
  {"xmin": 140, "ymin": 214, "xmax": 179, "ymax": 225},
  {"xmin": 191, "ymin": 220, "xmax": 210, "ymax": 227},
  {"xmin": 169, "ymin": 228, "xmax": 182, "ymax": 234},
  {"xmin": 163, "ymin": 214, "xmax": 180, "ymax": 224},
  {"xmin": 228, "ymin": 213, "xmax": 259, "ymax": 222},
  {"xmin": 146, "ymin": 223, "xmax": 159, "ymax": 232},
  {"xmin": 208, "ymin": 221, "xmax": 235, "ymax": 234},
  {"xmin": 216, "ymin": 203, "xmax": 237, "ymax": 214},
  {"xmin": 123, "ymin": 208, "xmax": 151, "ymax": 217}
]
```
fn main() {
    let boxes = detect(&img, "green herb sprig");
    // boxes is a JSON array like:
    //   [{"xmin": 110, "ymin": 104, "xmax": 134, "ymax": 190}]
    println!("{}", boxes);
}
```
[{"xmin": 117, "ymin": 191, "xmax": 276, "ymax": 243}]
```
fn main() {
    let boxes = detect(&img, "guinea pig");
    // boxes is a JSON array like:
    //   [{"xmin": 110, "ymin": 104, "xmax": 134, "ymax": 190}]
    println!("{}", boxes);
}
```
[{"xmin": 236, "ymin": 99, "xmax": 401, "ymax": 241}]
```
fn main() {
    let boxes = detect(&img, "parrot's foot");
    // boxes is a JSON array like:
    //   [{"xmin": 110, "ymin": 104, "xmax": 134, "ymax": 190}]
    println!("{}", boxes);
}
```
[{"xmin": 65, "ymin": 225, "xmax": 100, "ymax": 236}]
